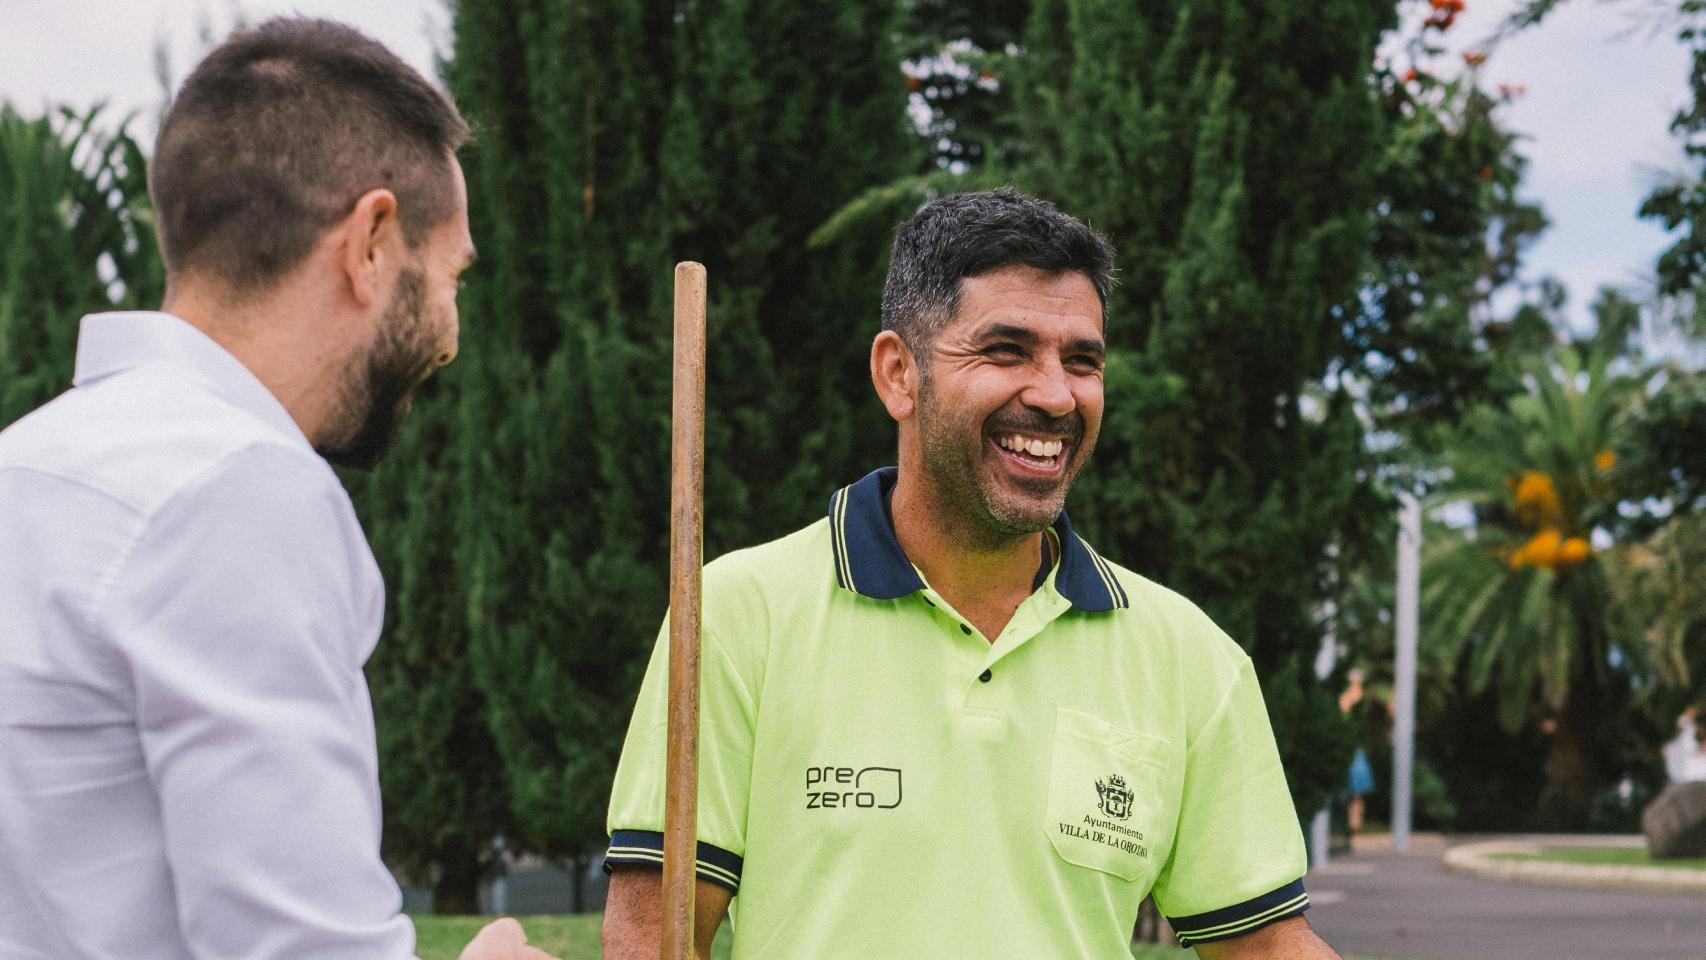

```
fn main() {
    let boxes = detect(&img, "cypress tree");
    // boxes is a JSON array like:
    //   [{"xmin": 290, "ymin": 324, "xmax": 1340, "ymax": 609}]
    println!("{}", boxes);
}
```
[
  {"xmin": 1009, "ymin": 0, "xmax": 1396, "ymax": 816},
  {"xmin": 345, "ymin": 374, "xmax": 513, "ymax": 913},
  {"xmin": 445, "ymin": 0, "xmax": 912, "ymax": 862}
]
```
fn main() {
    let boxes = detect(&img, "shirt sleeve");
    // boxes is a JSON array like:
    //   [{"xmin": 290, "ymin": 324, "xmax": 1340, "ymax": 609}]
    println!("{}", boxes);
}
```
[
  {"xmin": 604, "ymin": 613, "xmax": 756, "ymax": 894},
  {"xmin": 1150, "ymin": 656, "xmax": 1310, "ymax": 947},
  {"xmin": 96, "ymin": 444, "xmax": 414, "ymax": 960}
]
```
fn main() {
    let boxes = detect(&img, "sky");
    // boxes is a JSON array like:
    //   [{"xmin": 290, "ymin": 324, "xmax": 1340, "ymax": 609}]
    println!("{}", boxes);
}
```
[
  {"xmin": 0, "ymin": 0, "xmax": 1695, "ymax": 338},
  {"xmin": 1408, "ymin": 0, "xmax": 1694, "ymax": 343}
]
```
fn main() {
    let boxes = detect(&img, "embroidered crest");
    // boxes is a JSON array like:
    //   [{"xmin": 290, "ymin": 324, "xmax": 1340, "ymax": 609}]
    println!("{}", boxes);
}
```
[{"xmin": 1095, "ymin": 773, "xmax": 1134, "ymax": 821}]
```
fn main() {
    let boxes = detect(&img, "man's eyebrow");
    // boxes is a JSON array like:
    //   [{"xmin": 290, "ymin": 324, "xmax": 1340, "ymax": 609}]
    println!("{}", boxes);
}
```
[
  {"xmin": 1069, "ymin": 337, "xmax": 1106, "ymax": 357},
  {"xmin": 973, "ymin": 322, "xmax": 1041, "ymax": 344}
]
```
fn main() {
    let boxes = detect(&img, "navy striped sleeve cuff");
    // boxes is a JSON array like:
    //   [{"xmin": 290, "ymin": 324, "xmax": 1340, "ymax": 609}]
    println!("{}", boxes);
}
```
[
  {"xmin": 1167, "ymin": 877, "xmax": 1311, "ymax": 947},
  {"xmin": 603, "ymin": 829, "xmax": 743, "ymax": 894}
]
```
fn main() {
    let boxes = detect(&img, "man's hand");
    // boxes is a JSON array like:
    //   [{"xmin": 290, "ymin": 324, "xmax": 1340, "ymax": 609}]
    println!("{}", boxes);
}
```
[
  {"xmin": 458, "ymin": 917, "xmax": 559, "ymax": 960},
  {"xmin": 1191, "ymin": 917, "xmax": 1341, "ymax": 960}
]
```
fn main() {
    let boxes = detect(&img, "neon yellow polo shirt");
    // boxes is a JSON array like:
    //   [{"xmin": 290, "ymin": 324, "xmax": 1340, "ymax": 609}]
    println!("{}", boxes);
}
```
[{"xmin": 607, "ymin": 467, "xmax": 1309, "ymax": 957}]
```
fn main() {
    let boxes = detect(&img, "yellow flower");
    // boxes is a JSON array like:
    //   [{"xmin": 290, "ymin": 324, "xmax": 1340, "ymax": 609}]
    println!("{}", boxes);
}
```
[
  {"xmin": 1558, "ymin": 537, "xmax": 1591, "ymax": 566},
  {"xmin": 1594, "ymin": 449, "xmax": 1616, "ymax": 472},
  {"xmin": 1510, "ymin": 471, "xmax": 1564, "ymax": 529},
  {"xmin": 1523, "ymin": 529, "xmax": 1563, "ymax": 568}
]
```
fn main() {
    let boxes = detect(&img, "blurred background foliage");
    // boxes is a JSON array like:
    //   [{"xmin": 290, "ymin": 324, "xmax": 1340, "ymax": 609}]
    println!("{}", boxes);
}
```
[{"xmin": 3, "ymin": 0, "xmax": 1704, "ymax": 909}]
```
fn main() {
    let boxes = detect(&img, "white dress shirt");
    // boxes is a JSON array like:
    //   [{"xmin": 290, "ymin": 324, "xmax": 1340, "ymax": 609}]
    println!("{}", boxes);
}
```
[{"xmin": 0, "ymin": 312, "xmax": 415, "ymax": 959}]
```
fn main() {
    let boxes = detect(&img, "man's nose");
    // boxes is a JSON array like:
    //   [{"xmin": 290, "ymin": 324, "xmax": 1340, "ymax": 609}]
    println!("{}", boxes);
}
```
[{"xmin": 1021, "ymin": 360, "xmax": 1076, "ymax": 418}]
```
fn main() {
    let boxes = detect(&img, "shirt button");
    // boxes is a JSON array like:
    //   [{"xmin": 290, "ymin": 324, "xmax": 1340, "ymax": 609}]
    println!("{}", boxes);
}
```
[
  {"xmin": 960, "ymin": 624, "xmax": 972, "ymax": 635},
  {"xmin": 979, "ymin": 669, "xmax": 993, "ymax": 683}
]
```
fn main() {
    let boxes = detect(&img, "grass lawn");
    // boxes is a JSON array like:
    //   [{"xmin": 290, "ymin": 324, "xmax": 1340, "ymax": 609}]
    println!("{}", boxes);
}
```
[
  {"xmin": 414, "ymin": 914, "xmax": 1395, "ymax": 959},
  {"xmin": 1487, "ymin": 845, "xmax": 1706, "ymax": 871},
  {"xmin": 412, "ymin": 915, "xmax": 732, "ymax": 960}
]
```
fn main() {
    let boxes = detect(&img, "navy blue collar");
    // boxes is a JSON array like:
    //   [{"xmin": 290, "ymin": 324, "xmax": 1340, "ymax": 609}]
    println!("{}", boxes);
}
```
[{"xmin": 825, "ymin": 467, "xmax": 1128, "ymax": 611}]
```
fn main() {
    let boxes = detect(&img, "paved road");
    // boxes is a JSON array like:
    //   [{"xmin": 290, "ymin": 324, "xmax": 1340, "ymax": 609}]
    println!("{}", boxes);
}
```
[
  {"xmin": 1307, "ymin": 845, "xmax": 1706, "ymax": 960},
  {"xmin": 404, "ymin": 840, "xmax": 1705, "ymax": 960}
]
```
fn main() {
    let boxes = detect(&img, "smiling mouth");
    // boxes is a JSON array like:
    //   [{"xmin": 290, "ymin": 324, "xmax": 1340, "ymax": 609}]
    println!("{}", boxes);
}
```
[{"xmin": 991, "ymin": 431, "xmax": 1068, "ymax": 473}]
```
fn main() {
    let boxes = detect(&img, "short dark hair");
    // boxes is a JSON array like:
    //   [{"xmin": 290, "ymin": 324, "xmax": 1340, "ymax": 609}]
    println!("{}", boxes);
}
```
[
  {"xmin": 880, "ymin": 187, "xmax": 1116, "ymax": 352},
  {"xmin": 149, "ymin": 17, "xmax": 470, "ymax": 292}
]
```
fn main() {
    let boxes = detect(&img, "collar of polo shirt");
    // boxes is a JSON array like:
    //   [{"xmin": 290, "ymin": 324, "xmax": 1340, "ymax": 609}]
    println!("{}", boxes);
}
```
[{"xmin": 825, "ymin": 466, "xmax": 1129, "ymax": 611}]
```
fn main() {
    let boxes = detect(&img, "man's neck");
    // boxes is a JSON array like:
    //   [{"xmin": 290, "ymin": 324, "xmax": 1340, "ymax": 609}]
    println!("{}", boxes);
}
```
[
  {"xmin": 888, "ymin": 470, "xmax": 1046, "ymax": 642},
  {"xmin": 162, "ymin": 282, "xmax": 336, "ymax": 444}
]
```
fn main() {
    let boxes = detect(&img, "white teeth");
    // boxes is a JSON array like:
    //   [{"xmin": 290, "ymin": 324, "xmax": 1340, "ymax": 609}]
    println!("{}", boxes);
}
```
[{"xmin": 997, "ymin": 434, "xmax": 1064, "ymax": 459}]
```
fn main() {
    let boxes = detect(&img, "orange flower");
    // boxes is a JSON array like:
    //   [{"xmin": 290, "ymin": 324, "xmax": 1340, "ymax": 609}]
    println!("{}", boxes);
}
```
[
  {"xmin": 1463, "ymin": 50, "xmax": 1487, "ymax": 66},
  {"xmin": 1509, "ymin": 471, "xmax": 1564, "ymax": 530},
  {"xmin": 1558, "ymin": 537, "xmax": 1592, "ymax": 566},
  {"xmin": 1524, "ymin": 529, "xmax": 1564, "ymax": 568},
  {"xmin": 1479, "ymin": 166, "xmax": 1494, "ymax": 181},
  {"xmin": 1402, "ymin": 68, "xmax": 1421, "ymax": 83},
  {"xmin": 905, "ymin": 74, "xmax": 923, "ymax": 93},
  {"xmin": 1594, "ymin": 449, "xmax": 1616, "ymax": 472}
]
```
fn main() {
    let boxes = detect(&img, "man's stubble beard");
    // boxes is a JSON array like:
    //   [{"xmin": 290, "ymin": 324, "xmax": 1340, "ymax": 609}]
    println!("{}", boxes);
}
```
[
  {"xmin": 914, "ymin": 371, "xmax": 1091, "ymax": 550},
  {"xmin": 315, "ymin": 266, "xmax": 434, "ymax": 471}
]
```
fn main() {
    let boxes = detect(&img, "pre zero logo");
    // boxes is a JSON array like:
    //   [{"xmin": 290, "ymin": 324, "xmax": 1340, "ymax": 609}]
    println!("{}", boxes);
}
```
[{"xmin": 804, "ymin": 765, "xmax": 903, "ymax": 809}]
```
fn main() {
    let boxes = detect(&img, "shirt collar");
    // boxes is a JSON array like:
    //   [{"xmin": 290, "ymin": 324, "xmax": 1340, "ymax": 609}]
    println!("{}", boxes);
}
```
[
  {"xmin": 825, "ymin": 466, "xmax": 1128, "ymax": 612},
  {"xmin": 73, "ymin": 311, "xmax": 310, "ymax": 450}
]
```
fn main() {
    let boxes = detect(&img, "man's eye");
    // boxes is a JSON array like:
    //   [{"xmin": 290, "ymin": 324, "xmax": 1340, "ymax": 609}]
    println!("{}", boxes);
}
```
[{"xmin": 985, "ymin": 343, "xmax": 1024, "ymax": 358}]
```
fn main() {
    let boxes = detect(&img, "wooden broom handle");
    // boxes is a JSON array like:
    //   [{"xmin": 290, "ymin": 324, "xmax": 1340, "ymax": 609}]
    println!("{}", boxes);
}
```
[{"xmin": 662, "ymin": 261, "xmax": 706, "ymax": 960}]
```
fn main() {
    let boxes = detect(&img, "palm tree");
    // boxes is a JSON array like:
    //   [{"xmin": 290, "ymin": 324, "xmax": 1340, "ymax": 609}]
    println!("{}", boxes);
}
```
[
  {"xmin": 1422, "ymin": 343, "xmax": 1643, "ymax": 826},
  {"xmin": 1615, "ymin": 512, "xmax": 1706, "ymax": 704},
  {"xmin": 0, "ymin": 105, "xmax": 162, "ymax": 429},
  {"xmin": 1611, "ymin": 367, "xmax": 1706, "ymax": 713}
]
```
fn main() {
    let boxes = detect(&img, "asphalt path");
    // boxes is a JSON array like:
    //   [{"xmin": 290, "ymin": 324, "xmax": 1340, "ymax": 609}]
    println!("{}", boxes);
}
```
[
  {"xmin": 401, "ymin": 840, "xmax": 1705, "ymax": 960},
  {"xmin": 1306, "ymin": 844, "xmax": 1706, "ymax": 960}
]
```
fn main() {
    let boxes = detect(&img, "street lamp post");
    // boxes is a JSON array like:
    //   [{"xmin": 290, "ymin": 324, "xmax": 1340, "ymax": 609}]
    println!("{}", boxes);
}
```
[{"xmin": 1392, "ymin": 491, "xmax": 1421, "ymax": 853}]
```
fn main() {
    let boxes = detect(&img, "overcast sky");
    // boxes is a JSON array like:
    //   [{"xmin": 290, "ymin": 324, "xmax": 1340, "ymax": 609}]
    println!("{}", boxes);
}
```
[{"xmin": 0, "ymin": 0, "xmax": 1693, "ymax": 338}]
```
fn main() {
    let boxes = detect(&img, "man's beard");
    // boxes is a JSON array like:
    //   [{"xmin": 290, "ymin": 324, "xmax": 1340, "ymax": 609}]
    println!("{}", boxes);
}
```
[
  {"xmin": 915, "ymin": 374, "xmax": 1090, "ymax": 547},
  {"xmin": 316, "ymin": 268, "xmax": 434, "ymax": 471}
]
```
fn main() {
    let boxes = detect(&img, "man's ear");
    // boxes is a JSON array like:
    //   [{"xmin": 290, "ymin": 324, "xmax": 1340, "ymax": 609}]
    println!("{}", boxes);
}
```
[
  {"xmin": 871, "ymin": 330, "xmax": 920, "ymax": 422},
  {"xmin": 338, "ymin": 188, "xmax": 401, "ymax": 308}
]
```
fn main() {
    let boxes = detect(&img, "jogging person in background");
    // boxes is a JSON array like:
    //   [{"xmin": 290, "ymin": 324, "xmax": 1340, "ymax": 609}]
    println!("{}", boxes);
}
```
[
  {"xmin": 0, "ymin": 18, "xmax": 551, "ymax": 960},
  {"xmin": 601, "ymin": 188, "xmax": 1341, "ymax": 959}
]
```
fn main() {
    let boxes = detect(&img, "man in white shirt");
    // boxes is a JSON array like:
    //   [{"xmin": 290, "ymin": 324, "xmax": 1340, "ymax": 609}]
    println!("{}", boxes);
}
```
[{"xmin": 0, "ymin": 18, "xmax": 552, "ymax": 960}]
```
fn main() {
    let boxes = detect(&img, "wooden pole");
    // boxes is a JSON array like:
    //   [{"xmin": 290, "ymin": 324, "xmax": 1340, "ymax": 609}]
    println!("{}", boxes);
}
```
[{"xmin": 662, "ymin": 261, "xmax": 707, "ymax": 960}]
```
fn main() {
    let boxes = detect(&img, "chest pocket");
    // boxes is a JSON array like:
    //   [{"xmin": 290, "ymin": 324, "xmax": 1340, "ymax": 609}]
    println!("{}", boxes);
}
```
[{"xmin": 1043, "ymin": 707, "xmax": 1177, "ymax": 884}]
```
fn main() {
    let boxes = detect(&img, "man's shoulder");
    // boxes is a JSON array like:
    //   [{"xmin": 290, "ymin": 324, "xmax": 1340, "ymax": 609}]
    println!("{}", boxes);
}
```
[
  {"xmin": 703, "ymin": 517, "xmax": 832, "ymax": 598},
  {"xmin": 1082, "ymin": 552, "xmax": 1251, "ymax": 669},
  {"xmin": 0, "ymin": 369, "xmax": 327, "ymax": 518}
]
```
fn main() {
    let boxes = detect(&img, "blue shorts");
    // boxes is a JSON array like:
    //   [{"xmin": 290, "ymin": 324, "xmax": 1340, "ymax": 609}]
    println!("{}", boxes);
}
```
[{"xmin": 1346, "ymin": 747, "xmax": 1374, "ymax": 795}]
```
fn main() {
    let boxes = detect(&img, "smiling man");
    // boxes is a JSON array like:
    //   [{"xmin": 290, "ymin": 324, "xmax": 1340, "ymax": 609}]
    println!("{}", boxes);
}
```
[{"xmin": 601, "ymin": 188, "xmax": 1338, "ymax": 959}]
